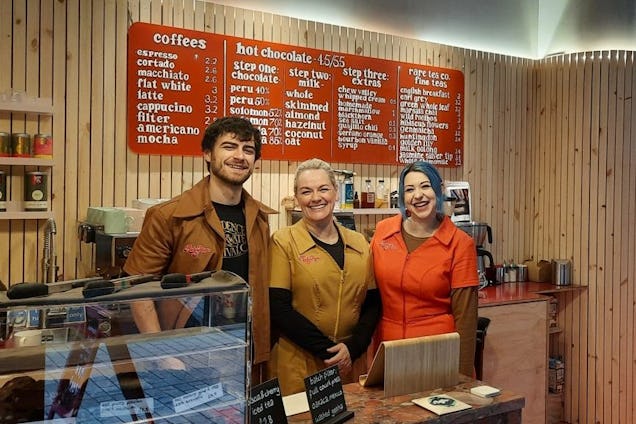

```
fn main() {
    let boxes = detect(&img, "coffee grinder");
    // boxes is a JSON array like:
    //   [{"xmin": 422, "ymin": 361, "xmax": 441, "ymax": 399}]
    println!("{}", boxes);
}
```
[{"xmin": 456, "ymin": 221, "xmax": 495, "ymax": 287}]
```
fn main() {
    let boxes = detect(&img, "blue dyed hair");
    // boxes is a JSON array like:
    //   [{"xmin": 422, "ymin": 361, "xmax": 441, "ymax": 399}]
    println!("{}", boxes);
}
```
[{"xmin": 398, "ymin": 161, "xmax": 444, "ymax": 220}]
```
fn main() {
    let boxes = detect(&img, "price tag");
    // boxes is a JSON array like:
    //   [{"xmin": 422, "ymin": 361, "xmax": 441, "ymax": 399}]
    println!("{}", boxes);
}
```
[
  {"xmin": 249, "ymin": 378, "xmax": 288, "ymax": 424},
  {"xmin": 304, "ymin": 365, "xmax": 353, "ymax": 424}
]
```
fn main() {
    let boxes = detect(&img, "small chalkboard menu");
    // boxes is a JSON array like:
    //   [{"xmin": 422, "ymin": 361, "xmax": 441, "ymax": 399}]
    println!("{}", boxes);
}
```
[
  {"xmin": 304, "ymin": 365, "xmax": 354, "ymax": 424},
  {"xmin": 249, "ymin": 378, "xmax": 288, "ymax": 424}
]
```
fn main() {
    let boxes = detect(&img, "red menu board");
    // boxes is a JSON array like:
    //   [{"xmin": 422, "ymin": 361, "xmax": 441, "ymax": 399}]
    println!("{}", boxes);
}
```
[{"xmin": 127, "ymin": 22, "xmax": 464, "ymax": 167}]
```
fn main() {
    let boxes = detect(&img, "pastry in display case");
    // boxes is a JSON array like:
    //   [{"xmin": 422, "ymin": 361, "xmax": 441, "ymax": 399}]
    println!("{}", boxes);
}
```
[{"xmin": 0, "ymin": 271, "xmax": 250, "ymax": 423}]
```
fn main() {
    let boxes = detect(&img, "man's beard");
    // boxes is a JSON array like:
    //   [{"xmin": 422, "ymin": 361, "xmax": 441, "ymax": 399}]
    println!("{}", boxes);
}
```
[{"xmin": 211, "ymin": 160, "xmax": 251, "ymax": 186}]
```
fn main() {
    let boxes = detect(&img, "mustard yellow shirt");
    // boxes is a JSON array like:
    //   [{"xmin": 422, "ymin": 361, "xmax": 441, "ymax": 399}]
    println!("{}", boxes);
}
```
[{"xmin": 268, "ymin": 219, "xmax": 376, "ymax": 394}]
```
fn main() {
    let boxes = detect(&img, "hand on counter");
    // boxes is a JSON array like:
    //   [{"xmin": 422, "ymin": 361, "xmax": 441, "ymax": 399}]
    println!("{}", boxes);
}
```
[{"xmin": 324, "ymin": 343, "xmax": 352, "ymax": 375}]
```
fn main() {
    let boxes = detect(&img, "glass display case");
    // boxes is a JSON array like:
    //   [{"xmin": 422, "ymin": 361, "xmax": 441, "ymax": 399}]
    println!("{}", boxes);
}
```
[{"xmin": 0, "ymin": 271, "xmax": 250, "ymax": 423}]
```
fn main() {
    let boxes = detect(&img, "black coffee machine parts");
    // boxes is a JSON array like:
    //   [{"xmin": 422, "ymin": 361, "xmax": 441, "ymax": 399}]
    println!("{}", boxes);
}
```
[
  {"xmin": 455, "ymin": 221, "xmax": 497, "ymax": 286},
  {"xmin": 477, "ymin": 247, "xmax": 495, "ymax": 277}
]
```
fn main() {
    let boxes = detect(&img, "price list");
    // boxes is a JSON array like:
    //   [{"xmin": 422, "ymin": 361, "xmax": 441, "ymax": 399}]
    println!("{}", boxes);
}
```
[
  {"xmin": 127, "ymin": 22, "xmax": 464, "ymax": 167},
  {"xmin": 127, "ymin": 23, "xmax": 224, "ymax": 153}
]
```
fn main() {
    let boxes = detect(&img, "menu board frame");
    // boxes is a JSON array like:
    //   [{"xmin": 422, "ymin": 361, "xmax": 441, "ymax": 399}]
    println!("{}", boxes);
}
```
[{"xmin": 127, "ymin": 22, "xmax": 464, "ymax": 167}]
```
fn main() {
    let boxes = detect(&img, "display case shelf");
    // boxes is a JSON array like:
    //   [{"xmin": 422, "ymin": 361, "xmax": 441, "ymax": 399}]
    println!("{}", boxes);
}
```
[{"xmin": 0, "ymin": 275, "xmax": 250, "ymax": 423}]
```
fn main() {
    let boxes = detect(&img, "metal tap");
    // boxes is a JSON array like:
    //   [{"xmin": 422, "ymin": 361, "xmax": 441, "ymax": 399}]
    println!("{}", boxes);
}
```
[{"xmin": 43, "ymin": 218, "xmax": 58, "ymax": 283}]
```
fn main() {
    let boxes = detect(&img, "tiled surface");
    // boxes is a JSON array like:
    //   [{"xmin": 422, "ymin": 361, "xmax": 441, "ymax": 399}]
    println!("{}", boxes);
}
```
[{"xmin": 39, "ymin": 326, "xmax": 248, "ymax": 423}]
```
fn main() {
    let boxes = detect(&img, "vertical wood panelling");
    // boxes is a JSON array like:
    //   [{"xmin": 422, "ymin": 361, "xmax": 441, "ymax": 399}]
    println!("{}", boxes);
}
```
[
  {"xmin": 90, "ymin": 0, "xmax": 105, "ymax": 208},
  {"xmin": 9, "ymin": 0, "xmax": 27, "ymax": 282},
  {"xmin": 606, "ymin": 50, "xmax": 619, "ymax": 424},
  {"xmin": 103, "ymin": 0, "xmax": 117, "ymax": 206},
  {"xmin": 0, "ymin": 0, "xmax": 11, "ymax": 286},
  {"xmin": 622, "ymin": 50, "xmax": 635, "ymax": 424},
  {"xmin": 1, "ymin": 1, "xmax": 636, "ymax": 422},
  {"xmin": 630, "ymin": 53, "xmax": 636, "ymax": 424},
  {"xmin": 24, "ymin": 0, "xmax": 41, "ymax": 279},
  {"xmin": 64, "ymin": 0, "xmax": 81, "ymax": 279},
  {"xmin": 113, "ymin": 0, "xmax": 128, "ymax": 208}
]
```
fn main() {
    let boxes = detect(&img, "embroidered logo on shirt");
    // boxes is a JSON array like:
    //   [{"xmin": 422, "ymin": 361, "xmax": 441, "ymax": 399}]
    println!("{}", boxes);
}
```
[
  {"xmin": 380, "ymin": 240, "xmax": 397, "ymax": 250},
  {"xmin": 299, "ymin": 254, "xmax": 320, "ymax": 264},
  {"xmin": 183, "ymin": 244, "xmax": 212, "ymax": 257}
]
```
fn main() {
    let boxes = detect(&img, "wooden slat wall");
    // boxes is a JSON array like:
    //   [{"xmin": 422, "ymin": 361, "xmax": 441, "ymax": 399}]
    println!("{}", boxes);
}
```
[{"xmin": 1, "ymin": 1, "xmax": 635, "ymax": 422}]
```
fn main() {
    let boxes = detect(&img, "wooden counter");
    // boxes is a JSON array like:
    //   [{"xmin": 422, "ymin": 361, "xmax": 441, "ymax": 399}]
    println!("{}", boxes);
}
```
[
  {"xmin": 477, "ymin": 282, "xmax": 586, "ymax": 424},
  {"xmin": 478, "ymin": 281, "xmax": 586, "ymax": 307},
  {"xmin": 289, "ymin": 376, "xmax": 524, "ymax": 423}
]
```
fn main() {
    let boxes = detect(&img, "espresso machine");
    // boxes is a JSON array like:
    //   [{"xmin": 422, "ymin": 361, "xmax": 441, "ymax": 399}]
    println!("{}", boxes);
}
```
[{"xmin": 456, "ymin": 221, "xmax": 495, "ymax": 287}]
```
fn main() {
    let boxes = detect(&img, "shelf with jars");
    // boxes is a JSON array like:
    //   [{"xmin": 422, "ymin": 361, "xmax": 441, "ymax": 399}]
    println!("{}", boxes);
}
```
[
  {"xmin": 0, "ymin": 94, "xmax": 54, "ymax": 220},
  {"xmin": 0, "ymin": 155, "xmax": 54, "ymax": 221}
]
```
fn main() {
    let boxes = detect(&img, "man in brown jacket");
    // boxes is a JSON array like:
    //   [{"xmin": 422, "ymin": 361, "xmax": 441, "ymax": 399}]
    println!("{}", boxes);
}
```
[{"xmin": 123, "ymin": 116, "xmax": 276, "ymax": 383}]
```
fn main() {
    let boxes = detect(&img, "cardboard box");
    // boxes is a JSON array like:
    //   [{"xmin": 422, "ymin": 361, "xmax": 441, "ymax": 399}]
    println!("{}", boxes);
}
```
[{"xmin": 525, "ymin": 259, "xmax": 552, "ymax": 282}]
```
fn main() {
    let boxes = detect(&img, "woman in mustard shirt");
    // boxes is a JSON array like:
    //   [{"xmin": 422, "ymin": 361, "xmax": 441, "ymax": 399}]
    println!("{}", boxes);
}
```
[
  {"xmin": 268, "ymin": 158, "xmax": 381, "ymax": 395},
  {"xmin": 370, "ymin": 161, "xmax": 479, "ymax": 376}
]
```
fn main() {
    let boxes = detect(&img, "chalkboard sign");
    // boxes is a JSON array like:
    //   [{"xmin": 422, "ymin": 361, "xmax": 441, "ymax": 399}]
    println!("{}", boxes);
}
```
[
  {"xmin": 249, "ymin": 378, "xmax": 288, "ymax": 424},
  {"xmin": 304, "ymin": 365, "xmax": 354, "ymax": 424}
]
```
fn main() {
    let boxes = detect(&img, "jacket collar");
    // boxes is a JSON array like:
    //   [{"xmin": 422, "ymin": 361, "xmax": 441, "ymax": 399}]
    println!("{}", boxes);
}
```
[
  {"xmin": 291, "ymin": 218, "xmax": 366, "ymax": 255},
  {"xmin": 379, "ymin": 213, "xmax": 457, "ymax": 246}
]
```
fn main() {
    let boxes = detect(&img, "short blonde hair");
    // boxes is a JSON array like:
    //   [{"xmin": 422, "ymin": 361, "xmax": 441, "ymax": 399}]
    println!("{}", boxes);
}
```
[{"xmin": 294, "ymin": 158, "xmax": 337, "ymax": 193}]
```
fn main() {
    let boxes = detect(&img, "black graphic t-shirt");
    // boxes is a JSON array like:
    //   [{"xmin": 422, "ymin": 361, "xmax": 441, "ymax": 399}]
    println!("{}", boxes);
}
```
[
  {"xmin": 186, "ymin": 201, "xmax": 248, "ymax": 327},
  {"xmin": 213, "ymin": 201, "xmax": 249, "ymax": 283}
]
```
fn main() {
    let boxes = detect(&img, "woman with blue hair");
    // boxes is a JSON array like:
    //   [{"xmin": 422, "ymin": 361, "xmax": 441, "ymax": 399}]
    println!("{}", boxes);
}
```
[{"xmin": 370, "ymin": 161, "xmax": 479, "ymax": 376}]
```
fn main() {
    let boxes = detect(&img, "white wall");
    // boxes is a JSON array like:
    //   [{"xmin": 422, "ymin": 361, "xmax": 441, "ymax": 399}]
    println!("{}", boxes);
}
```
[{"xmin": 209, "ymin": 0, "xmax": 636, "ymax": 58}]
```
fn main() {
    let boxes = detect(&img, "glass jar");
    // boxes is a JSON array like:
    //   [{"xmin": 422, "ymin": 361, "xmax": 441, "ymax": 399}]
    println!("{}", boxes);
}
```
[
  {"xmin": 361, "ymin": 179, "xmax": 375, "ymax": 208},
  {"xmin": 375, "ymin": 179, "xmax": 387, "ymax": 208}
]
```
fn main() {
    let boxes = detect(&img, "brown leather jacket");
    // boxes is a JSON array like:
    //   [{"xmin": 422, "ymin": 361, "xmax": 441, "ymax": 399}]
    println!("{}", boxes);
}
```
[{"xmin": 124, "ymin": 176, "xmax": 277, "ymax": 364}]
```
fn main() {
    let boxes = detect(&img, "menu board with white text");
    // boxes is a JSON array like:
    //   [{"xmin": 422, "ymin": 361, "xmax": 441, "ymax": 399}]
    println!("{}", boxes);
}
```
[{"xmin": 127, "ymin": 22, "xmax": 464, "ymax": 167}]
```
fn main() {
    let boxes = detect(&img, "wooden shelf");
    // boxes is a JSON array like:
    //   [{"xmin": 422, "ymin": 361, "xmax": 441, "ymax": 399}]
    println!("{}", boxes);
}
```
[
  {"xmin": 0, "ymin": 157, "xmax": 54, "ymax": 167},
  {"xmin": 348, "ymin": 207, "xmax": 397, "ymax": 215},
  {"xmin": 289, "ymin": 207, "xmax": 398, "ymax": 215},
  {"xmin": 0, "ymin": 99, "xmax": 53, "ymax": 115},
  {"xmin": 0, "ymin": 211, "xmax": 54, "ymax": 220},
  {"xmin": 0, "ymin": 201, "xmax": 53, "ymax": 220}
]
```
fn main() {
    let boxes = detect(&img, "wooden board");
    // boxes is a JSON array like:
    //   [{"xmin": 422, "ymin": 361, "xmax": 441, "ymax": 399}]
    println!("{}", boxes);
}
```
[
  {"xmin": 480, "ymin": 299, "xmax": 548, "ymax": 424},
  {"xmin": 360, "ymin": 332, "xmax": 459, "ymax": 398}
]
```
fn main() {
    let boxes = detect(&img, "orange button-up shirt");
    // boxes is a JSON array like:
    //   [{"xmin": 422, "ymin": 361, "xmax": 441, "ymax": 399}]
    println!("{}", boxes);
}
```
[{"xmin": 370, "ymin": 214, "xmax": 478, "ymax": 344}]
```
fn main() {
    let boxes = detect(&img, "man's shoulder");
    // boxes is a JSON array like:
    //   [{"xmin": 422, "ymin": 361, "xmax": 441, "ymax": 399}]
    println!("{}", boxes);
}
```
[{"xmin": 145, "ymin": 195, "xmax": 182, "ymax": 218}]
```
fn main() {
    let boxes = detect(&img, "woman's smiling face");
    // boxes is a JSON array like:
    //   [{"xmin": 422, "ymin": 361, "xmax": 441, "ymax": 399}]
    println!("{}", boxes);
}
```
[
  {"xmin": 295, "ymin": 168, "xmax": 338, "ymax": 224},
  {"xmin": 403, "ymin": 171, "xmax": 437, "ymax": 224}
]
